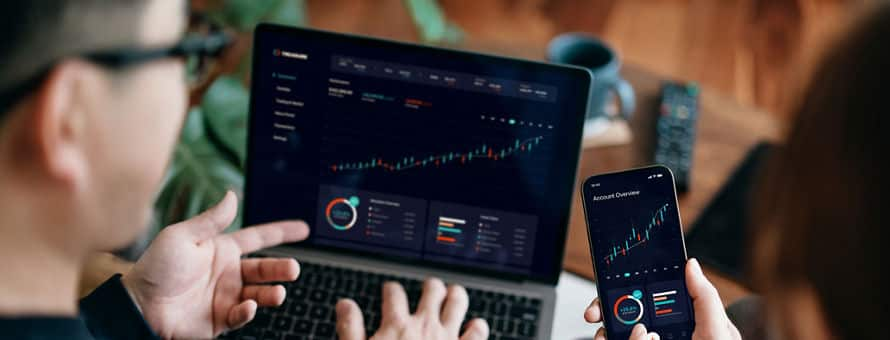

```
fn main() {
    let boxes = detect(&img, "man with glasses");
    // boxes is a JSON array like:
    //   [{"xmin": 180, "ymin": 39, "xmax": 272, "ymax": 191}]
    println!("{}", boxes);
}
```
[
  {"xmin": 0, "ymin": 1, "xmax": 312, "ymax": 338},
  {"xmin": 0, "ymin": 1, "xmax": 487, "ymax": 339}
]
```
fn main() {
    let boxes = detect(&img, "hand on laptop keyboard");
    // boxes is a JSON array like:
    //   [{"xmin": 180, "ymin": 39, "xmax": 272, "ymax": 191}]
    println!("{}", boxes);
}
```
[
  {"xmin": 220, "ymin": 260, "xmax": 542, "ymax": 340},
  {"xmin": 335, "ymin": 278, "xmax": 489, "ymax": 340}
]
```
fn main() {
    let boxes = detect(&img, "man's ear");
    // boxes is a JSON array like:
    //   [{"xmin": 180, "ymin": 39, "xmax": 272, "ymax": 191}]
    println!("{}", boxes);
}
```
[{"xmin": 28, "ymin": 61, "xmax": 94, "ymax": 190}]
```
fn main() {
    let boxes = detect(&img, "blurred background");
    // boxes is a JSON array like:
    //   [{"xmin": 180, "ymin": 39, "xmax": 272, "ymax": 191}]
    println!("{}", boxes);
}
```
[
  {"xmin": 153, "ymin": 0, "xmax": 861, "ymax": 242},
  {"xmin": 79, "ymin": 0, "xmax": 867, "ymax": 313},
  {"xmin": 93, "ymin": 0, "xmax": 863, "ymax": 284},
  {"xmin": 312, "ymin": 0, "xmax": 856, "ymax": 117}
]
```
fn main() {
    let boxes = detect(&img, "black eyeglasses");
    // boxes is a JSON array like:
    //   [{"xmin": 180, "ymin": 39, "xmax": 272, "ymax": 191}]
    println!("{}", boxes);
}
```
[
  {"xmin": 86, "ymin": 31, "xmax": 232, "ymax": 79},
  {"xmin": 0, "ymin": 31, "xmax": 233, "ymax": 115}
]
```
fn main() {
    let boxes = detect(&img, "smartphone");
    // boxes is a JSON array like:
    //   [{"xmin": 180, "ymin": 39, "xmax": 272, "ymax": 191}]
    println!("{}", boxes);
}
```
[{"xmin": 581, "ymin": 165, "xmax": 695, "ymax": 339}]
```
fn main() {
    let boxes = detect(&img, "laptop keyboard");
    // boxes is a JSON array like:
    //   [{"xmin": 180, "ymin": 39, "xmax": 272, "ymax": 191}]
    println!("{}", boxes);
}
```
[{"xmin": 220, "ymin": 260, "xmax": 541, "ymax": 340}]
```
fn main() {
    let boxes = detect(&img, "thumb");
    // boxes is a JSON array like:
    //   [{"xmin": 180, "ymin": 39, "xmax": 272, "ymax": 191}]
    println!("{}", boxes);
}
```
[
  {"xmin": 174, "ymin": 190, "xmax": 238, "ymax": 241},
  {"xmin": 686, "ymin": 258, "xmax": 729, "ymax": 332},
  {"xmin": 629, "ymin": 323, "xmax": 660, "ymax": 340},
  {"xmin": 336, "ymin": 299, "xmax": 366, "ymax": 340},
  {"xmin": 226, "ymin": 299, "xmax": 257, "ymax": 331}
]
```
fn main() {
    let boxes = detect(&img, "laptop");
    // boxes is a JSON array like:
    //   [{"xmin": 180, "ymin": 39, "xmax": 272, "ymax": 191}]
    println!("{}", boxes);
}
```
[{"xmin": 227, "ymin": 24, "xmax": 591, "ymax": 340}]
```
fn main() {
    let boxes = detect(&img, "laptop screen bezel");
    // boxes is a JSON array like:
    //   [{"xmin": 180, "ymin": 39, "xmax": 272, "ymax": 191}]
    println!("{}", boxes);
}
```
[{"xmin": 244, "ymin": 23, "xmax": 591, "ymax": 285}]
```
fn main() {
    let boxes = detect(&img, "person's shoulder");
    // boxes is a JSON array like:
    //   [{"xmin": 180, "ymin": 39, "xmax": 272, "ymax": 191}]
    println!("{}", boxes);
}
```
[{"xmin": 0, "ymin": 316, "xmax": 94, "ymax": 339}]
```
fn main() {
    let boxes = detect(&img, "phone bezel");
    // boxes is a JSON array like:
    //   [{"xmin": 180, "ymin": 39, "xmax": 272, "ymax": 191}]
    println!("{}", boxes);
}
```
[{"xmin": 579, "ymin": 165, "xmax": 692, "ymax": 336}]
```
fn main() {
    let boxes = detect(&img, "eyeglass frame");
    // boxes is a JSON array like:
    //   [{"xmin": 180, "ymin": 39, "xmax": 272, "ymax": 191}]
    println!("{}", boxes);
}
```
[{"xmin": 0, "ymin": 31, "xmax": 233, "ymax": 116}]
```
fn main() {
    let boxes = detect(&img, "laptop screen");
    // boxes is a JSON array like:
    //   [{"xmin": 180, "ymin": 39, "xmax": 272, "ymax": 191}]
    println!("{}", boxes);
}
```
[{"xmin": 245, "ymin": 24, "xmax": 590, "ymax": 283}]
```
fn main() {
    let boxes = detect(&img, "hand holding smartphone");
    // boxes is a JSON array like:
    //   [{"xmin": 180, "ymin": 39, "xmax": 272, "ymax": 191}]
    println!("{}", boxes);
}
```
[{"xmin": 581, "ymin": 166, "xmax": 695, "ymax": 340}]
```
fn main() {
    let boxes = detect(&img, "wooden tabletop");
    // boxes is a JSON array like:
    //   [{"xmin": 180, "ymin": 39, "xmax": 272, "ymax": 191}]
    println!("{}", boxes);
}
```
[{"xmin": 560, "ymin": 65, "xmax": 782, "ymax": 306}]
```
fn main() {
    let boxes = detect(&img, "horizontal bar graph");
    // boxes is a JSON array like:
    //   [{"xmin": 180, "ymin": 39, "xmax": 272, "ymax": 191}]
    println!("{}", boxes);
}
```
[
  {"xmin": 436, "ymin": 216, "xmax": 465, "ymax": 246},
  {"xmin": 437, "ymin": 226, "xmax": 462, "ymax": 234},
  {"xmin": 438, "ymin": 216, "xmax": 466, "ymax": 224},
  {"xmin": 652, "ymin": 290, "xmax": 680, "ymax": 317},
  {"xmin": 655, "ymin": 309, "xmax": 674, "ymax": 316},
  {"xmin": 436, "ymin": 235, "xmax": 456, "ymax": 243},
  {"xmin": 652, "ymin": 290, "xmax": 676, "ymax": 297}
]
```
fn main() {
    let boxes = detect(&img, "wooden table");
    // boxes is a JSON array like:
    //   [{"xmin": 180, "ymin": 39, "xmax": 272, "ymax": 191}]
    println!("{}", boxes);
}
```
[{"xmin": 560, "ymin": 65, "xmax": 782, "ymax": 306}]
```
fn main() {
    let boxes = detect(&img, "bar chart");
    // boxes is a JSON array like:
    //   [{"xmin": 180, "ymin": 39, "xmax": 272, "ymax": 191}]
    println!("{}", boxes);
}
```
[
  {"xmin": 436, "ymin": 216, "xmax": 466, "ymax": 246},
  {"xmin": 652, "ymin": 290, "xmax": 680, "ymax": 318}
]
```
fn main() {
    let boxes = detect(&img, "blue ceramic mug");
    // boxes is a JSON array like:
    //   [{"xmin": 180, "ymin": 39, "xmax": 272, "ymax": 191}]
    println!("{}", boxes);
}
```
[{"xmin": 548, "ymin": 34, "xmax": 635, "ymax": 132}]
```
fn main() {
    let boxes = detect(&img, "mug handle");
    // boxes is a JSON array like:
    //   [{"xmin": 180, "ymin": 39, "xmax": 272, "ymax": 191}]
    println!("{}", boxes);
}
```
[{"xmin": 612, "ymin": 79, "xmax": 636, "ymax": 120}]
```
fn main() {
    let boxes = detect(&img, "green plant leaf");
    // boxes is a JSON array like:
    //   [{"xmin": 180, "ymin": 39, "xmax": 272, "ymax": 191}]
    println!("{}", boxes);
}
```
[
  {"xmin": 212, "ymin": 0, "xmax": 281, "ymax": 31},
  {"xmin": 140, "ymin": 0, "xmax": 319, "ymax": 257},
  {"xmin": 201, "ymin": 75, "xmax": 249, "ymax": 166},
  {"xmin": 405, "ymin": 0, "xmax": 464, "ymax": 44},
  {"xmin": 265, "ymin": 0, "xmax": 307, "ymax": 27},
  {"xmin": 151, "ymin": 0, "xmax": 461, "ymax": 246},
  {"xmin": 153, "ymin": 108, "xmax": 244, "ymax": 232}
]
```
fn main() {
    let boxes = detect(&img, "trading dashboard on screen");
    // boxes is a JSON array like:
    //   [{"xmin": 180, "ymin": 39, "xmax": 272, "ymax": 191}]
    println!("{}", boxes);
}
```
[
  {"xmin": 583, "ymin": 167, "xmax": 694, "ymax": 339},
  {"xmin": 244, "ymin": 26, "xmax": 589, "ymax": 282}
]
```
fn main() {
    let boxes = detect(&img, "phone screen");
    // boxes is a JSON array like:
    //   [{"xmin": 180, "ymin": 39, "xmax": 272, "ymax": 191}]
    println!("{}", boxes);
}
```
[{"xmin": 581, "ymin": 166, "xmax": 694, "ymax": 339}]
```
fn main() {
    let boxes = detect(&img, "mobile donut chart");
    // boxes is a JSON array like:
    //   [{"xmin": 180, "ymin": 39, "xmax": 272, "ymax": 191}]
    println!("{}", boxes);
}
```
[
  {"xmin": 325, "ymin": 196, "xmax": 360, "ymax": 231},
  {"xmin": 613, "ymin": 290, "xmax": 645, "ymax": 325}
]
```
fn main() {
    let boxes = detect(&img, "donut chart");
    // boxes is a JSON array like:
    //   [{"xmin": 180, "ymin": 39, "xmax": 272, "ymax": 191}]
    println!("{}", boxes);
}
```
[
  {"xmin": 325, "ymin": 197, "xmax": 358, "ymax": 230},
  {"xmin": 613, "ymin": 290, "xmax": 645, "ymax": 325}
]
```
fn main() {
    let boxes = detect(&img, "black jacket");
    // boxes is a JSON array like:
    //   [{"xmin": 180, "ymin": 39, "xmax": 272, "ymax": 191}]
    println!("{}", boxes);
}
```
[{"xmin": 0, "ymin": 274, "xmax": 158, "ymax": 339}]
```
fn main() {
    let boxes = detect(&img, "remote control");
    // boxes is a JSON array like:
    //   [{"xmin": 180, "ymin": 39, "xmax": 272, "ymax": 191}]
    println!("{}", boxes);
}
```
[{"xmin": 654, "ymin": 81, "xmax": 700, "ymax": 192}]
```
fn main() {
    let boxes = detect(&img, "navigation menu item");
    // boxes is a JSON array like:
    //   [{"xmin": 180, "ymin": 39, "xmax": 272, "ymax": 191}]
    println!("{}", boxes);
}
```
[
  {"xmin": 269, "ymin": 69, "xmax": 302, "ymax": 145},
  {"xmin": 331, "ymin": 55, "xmax": 558, "ymax": 102}
]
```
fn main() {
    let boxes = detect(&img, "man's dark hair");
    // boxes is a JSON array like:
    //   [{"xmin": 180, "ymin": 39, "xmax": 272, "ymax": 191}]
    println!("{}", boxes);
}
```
[{"xmin": 0, "ymin": 1, "xmax": 148, "ymax": 119}]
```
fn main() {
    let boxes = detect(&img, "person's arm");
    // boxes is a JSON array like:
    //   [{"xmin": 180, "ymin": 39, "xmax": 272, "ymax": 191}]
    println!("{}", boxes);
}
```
[
  {"xmin": 75, "ymin": 192, "xmax": 308, "ymax": 339},
  {"xmin": 79, "ymin": 274, "xmax": 159, "ymax": 340}
]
